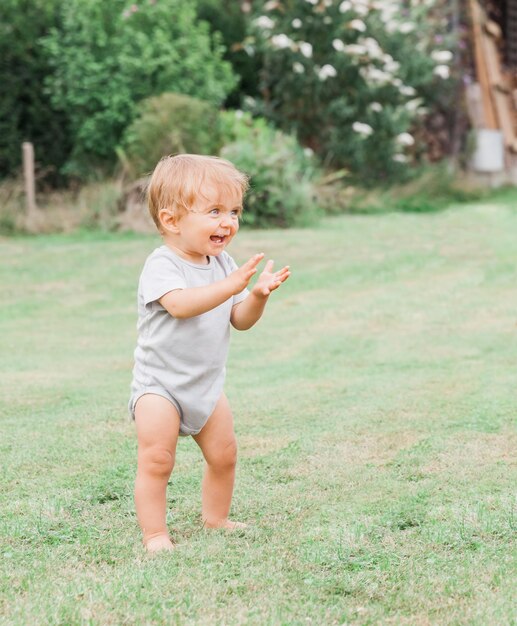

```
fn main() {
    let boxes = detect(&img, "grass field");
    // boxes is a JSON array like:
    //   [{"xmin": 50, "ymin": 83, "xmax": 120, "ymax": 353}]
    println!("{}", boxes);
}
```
[{"xmin": 0, "ymin": 200, "xmax": 516, "ymax": 625}]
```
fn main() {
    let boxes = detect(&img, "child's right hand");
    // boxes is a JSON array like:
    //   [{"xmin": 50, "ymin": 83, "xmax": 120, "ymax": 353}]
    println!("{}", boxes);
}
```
[{"xmin": 229, "ymin": 253, "xmax": 265, "ymax": 293}]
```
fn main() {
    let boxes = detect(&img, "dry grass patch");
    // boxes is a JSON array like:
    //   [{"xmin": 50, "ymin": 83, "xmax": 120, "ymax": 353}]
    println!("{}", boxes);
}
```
[
  {"xmin": 289, "ymin": 432, "xmax": 424, "ymax": 482},
  {"xmin": 422, "ymin": 431, "xmax": 517, "ymax": 476},
  {"xmin": 320, "ymin": 431, "xmax": 424, "ymax": 468},
  {"xmin": 237, "ymin": 435, "xmax": 295, "ymax": 459}
]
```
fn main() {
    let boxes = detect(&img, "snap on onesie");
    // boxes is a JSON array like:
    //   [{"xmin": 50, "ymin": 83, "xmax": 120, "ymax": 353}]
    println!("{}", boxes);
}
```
[{"xmin": 129, "ymin": 246, "xmax": 248, "ymax": 435}]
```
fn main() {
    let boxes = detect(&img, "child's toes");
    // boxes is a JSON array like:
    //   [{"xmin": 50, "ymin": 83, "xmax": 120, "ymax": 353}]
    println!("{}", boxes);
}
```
[
  {"xmin": 144, "ymin": 535, "xmax": 176, "ymax": 553},
  {"xmin": 225, "ymin": 520, "xmax": 248, "ymax": 530}
]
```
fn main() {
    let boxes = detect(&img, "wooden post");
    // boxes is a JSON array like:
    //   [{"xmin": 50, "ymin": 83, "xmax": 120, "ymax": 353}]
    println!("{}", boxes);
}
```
[
  {"xmin": 469, "ymin": 0, "xmax": 498, "ymax": 129},
  {"xmin": 22, "ymin": 142, "xmax": 37, "ymax": 219}
]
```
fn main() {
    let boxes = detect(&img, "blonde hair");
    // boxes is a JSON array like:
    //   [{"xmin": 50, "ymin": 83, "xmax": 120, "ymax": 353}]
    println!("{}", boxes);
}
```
[{"xmin": 147, "ymin": 154, "xmax": 249, "ymax": 230}]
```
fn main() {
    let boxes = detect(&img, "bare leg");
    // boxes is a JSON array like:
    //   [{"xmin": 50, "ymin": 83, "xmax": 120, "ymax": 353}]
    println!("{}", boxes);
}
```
[
  {"xmin": 193, "ymin": 393, "xmax": 246, "ymax": 529},
  {"xmin": 134, "ymin": 394, "xmax": 181, "ymax": 551}
]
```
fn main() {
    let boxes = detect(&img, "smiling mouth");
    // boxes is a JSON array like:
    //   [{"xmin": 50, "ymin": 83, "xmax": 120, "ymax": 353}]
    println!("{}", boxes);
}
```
[{"xmin": 210, "ymin": 235, "xmax": 226, "ymax": 244}]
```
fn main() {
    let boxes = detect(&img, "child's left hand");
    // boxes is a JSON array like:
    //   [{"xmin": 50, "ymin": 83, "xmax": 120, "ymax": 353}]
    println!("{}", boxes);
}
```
[{"xmin": 252, "ymin": 260, "xmax": 290, "ymax": 297}]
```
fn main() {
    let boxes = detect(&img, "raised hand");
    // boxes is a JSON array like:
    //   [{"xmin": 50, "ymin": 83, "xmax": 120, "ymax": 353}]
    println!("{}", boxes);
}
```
[
  {"xmin": 252, "ymin": 260, "xmax": 290, "ymax": 297},
  {"xmin": 229, "ymin": 253, "xmax": 265, "ymax": 294}
]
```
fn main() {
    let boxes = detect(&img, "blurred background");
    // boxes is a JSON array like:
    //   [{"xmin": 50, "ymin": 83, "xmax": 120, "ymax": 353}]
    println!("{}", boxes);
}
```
[{"xmin": 1, "ymin": 0, "xmax": 516, "ymax": 234}]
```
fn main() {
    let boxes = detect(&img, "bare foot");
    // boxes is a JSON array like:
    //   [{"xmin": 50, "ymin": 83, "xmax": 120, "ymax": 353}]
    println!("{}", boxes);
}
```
[
  {"xmin": 203, "ymin": 519, "xmax": 248, "ymax": 530},
  {"xmin": 144, "ymin": 534, "xmax": 175, "ymax": 553}
]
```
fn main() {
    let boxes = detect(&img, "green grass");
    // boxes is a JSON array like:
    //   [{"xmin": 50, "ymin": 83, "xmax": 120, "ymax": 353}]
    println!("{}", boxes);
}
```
[{"xmin": 1, "ymin": 201, "xmax": 516, "ymax": 625}]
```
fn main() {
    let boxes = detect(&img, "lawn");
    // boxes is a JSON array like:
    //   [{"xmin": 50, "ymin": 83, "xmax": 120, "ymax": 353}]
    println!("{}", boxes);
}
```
[{"xmin": 0, "ymin": 200, "xmax": 516, "ymax": 625}]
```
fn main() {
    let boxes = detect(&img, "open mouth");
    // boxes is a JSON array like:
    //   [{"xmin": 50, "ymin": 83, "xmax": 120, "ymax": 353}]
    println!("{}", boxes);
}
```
[{"xmin": 210, "ymin": 235, "xmax": 226, "ymax": 244}]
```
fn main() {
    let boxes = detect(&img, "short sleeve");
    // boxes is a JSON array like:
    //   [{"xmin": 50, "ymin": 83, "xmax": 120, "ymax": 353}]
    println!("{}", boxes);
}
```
[
  {"xmin": 224, "ymin": 253, "xmax": 249, "ymax": 306},
  {"xmin": 140, "ymin": 252, "xmax": 187, "ymax": 306}
]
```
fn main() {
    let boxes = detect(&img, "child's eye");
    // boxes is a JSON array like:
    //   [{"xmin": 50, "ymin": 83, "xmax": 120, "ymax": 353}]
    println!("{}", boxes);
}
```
[
  {"xmin": 209, "ymin": 208, "xmax": 220, "ymax": 216},
  {"xmin": 230, "ymin": 210, "xmax": 240, "ymax": 217}
]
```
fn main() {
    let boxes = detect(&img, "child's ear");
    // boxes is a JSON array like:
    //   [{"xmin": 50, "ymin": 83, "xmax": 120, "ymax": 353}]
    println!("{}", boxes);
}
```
[{"xmin": 158, "ymin": 208, "xmax": 180, "ymax": 234}]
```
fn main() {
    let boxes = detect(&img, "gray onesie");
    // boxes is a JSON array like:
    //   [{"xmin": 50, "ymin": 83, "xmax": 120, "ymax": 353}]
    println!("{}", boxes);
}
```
[{"xmin": 129, "ymin": 246, "xmax": 248, "ymax": 435}]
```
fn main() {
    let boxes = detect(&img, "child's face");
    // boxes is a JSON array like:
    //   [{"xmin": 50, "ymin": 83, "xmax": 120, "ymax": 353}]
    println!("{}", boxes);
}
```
[{"xmin": 170, "ymin": 182, "xmax": 243, "ymax": 264}]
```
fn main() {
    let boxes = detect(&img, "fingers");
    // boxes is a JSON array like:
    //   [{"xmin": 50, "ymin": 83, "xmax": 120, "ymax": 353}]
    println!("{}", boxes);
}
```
[
  {"xmin": 245, "ymin": 253, "xmax": 265, "ymax": 271},
  {"xmin": 238, "ymin": 253, "xmax": 264, "ymax": 284},
  {"xmin": 275, "ymin": 265, "xmax": 290, "ymax": 280},
  {"xmin": 262, "ymin": 265, "xmax": 290, "ymax": 295},
  {"xmin": 245, "ymin": 256, "xmax": 290, "ymax": 296},
  {"xmin": 268, "ymin": 276, "xmax": 289, "ymax": 293},
  {"xmin": 264, "ymin": 259, "xmax": 274, "ymax": 273},
  {"xmin": 270, "ymin": 266, "xmax": 290, "ymax": 282}
]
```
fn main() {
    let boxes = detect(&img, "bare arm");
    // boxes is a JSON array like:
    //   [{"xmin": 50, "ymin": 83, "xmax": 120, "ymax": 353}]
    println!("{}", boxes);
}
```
[
  {"xmin": 231, "ymin": 260, "xmax": 290, "ymax": 330},
  {"xmin": 159, "ymin": 253, "xmax": 265, "ymax": 318}
]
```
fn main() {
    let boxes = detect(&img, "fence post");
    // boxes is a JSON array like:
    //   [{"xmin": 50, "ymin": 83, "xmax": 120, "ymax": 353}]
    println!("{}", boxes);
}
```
[{"xmin": 22, "ymin": 142, "xmax": 38, "ymax": 220}]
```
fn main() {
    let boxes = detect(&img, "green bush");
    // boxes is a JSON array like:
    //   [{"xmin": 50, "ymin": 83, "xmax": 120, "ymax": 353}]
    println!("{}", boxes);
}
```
[
  {"xmin": 220, "ymin": 112, "xmax": 319, "ymax": 228},
  {"xmin": 196, "ymin": 0, "xmax": 262, "ymax": 108},
  {"xmin": 0, "ymin": 0, "xmax": 71, "ymax": 183},
  {"xmin": 118, "ymin": 93, "xmax": 224, "ymax": 179},
  {"xmin": 42, "ymin": 0, "xmax": 236, "ymax": 178}
]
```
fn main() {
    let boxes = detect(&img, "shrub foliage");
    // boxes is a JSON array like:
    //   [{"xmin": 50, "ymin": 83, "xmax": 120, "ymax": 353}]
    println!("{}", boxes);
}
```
[
  {"xmin": 119, "ymin": 93, "xmax": 224, "ymax": 179},
  {"xmin": 42, "ymin": 0, "xmax": 236, "ymax": 177},
  {"xmin": 221, "ymin": 112, "xmax": 319, "ymax": 228},
  {"xmin": 0, "ymin": 0, "xmax": 71, "ymax": 183}
]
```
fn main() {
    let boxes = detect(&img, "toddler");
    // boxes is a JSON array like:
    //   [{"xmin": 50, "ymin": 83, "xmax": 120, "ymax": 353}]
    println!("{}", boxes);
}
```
[{"xmin": 129, "ymin": 154, "xmax": 290, "ymax": 552}]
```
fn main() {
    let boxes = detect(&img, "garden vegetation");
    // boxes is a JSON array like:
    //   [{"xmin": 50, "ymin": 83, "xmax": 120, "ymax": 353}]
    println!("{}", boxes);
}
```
[{"xmin": 1, "ymin": 0, "xmax": 462, "ymax": 230}]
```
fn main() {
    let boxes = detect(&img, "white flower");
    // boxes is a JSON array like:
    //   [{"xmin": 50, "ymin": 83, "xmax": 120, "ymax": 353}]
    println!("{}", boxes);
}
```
[
  {"xmin": 363, "ymin": 37, "xmax": 383, "ymax": 59},
  {"xmin": 398, "ymin": 22, "xmax": 415, "ymax": 33},
  {"xmin": 299, "ymin": 41, "xmax": 313, "ymax": 58},
  {"xmin": 399, "ymin": 85, "xmax": 416, "ymax": 97},
  {"xmin": 305, "ymin": 0, "xmax": 318, "ymax": 4},
  {"xmin": 393, "ymin": 154, "xmax": 408, "ymax": 163},
  {"xmin": 344, "ymin": 44, "xmax": 368, "ymax": 55},
  {"xmin": 349, "ymin": 19, "xmax": 367, "ymax": 32},
  {"xmin": 396, "ymin": 132, "xmax": 415, "ymax": 146},
  {"xmin": 384, "ymin": 60, "xmax": 401, "ymax": 73},
  {"xmin": 332, "ymin": 39, "xmax": 346, "ymax": 52},
  {"xmin": 304, "ymin": 147, "xmax": 314, "ymax": 157},
  {"xmin": 318, "ymin": 64, "xmax": 338, "ymax": 80},
  {"xmin": 384, "ymin": 20, "xmax": 398, "ymax": 33},
  {"xmin": 271, "ymin": 34, "xmax": 293, "ymax": 49},
  {"xmin": 382, "ymin": 54, "xmax": 400, "ymax": 72},
  {"xmin": 339, "ymin": 1, "xmax": 352, "ymax": 12},
  {"xmin": 292, "ymin": 18, "xmax": 303, "ymax": 28},
  {"xmin": 431, "ymin": 50, "xmax": 453, "ymax": 63},
  {"xmin": 433, "ymin": 64, "xmax": 450, "ymax": 79},
  {"xmin": 254, "ymin": 16, "xmax": 275, "ymax": 29},
  {"xmin": 264, "ymin": 0, "xmax": 278, "ymax": 9},
  {"xmin": 369, "ymin": 102, "xmax": 383, "ymax": 112},
  {"xmin": 293, "ymin": 62, "xmax": 305, "ymax": 74},
  {"xmin": 404, "ymin": 98, "xmax": 423, "ymax": 112},
  {"xmin": 361, "ymin": 66, "xmax": 391, "ymax": 84},
  {"xmin": 355, "ymin": 4, "xmax": 369, "ymax": 16},
  {"xmin": 353, "ymin": 121, "xmax": 374, "ymax": 136},
  {"xmin": 379, "ymin": 4, "xmax": 398, "ymax": 20},
  {"xmin": 235, "ymin": 110, "xmax": 244, "ymax": 119}
]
